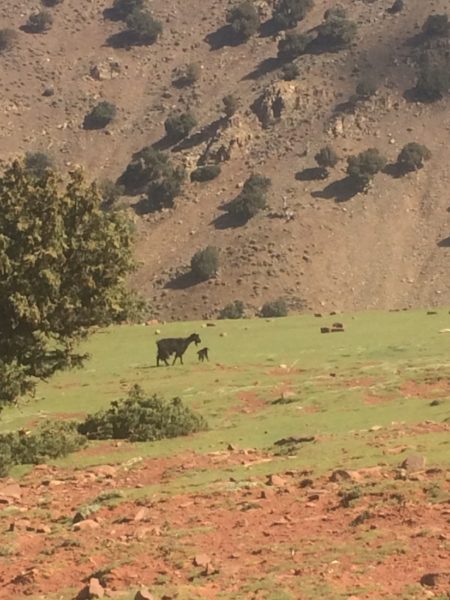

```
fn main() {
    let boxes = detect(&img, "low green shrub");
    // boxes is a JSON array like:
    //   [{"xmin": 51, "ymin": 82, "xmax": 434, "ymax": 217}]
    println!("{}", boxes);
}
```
[
  {"xmin": 223, "ymin": 94, "xmax": 240, "ymax": 118},
  {"xmin": 397, "ymin": 143, "xmax": 431, "ymax": 172},
  {"xmin": 260, "ymin": 299, "xmax": 288, "ymax": 317},
  {"xmin": 190, "ymin": 164, "xmax": 221, "ymax": 182},
  {"xmin": 164, "ymin": 111, "xmax": 197, "ymax": 142},
  {"xmin": 219, "ymin": 300, "xmax": 245, "ymax": 319},
  {"xmin": 281, "ymin": 62, "xmax": 299, "ymax": 81},
  {"xmin": 26, "ymin": 10, "xmax": 53, "ymax": 33},
  {"xmin": 84, "ymin": 101, "xmax": 117, "ymax": 129},
  {"xmin": 24, "ymin": 151, "xmax": 55, "ymax": 177},
  {"xmin": 227, "ymin": 174, "xmax": 272, "ymax": 221},
  {"xmin": 78, "ymin": 385, "xmax": 207, "ymax": 441},
  {"xmin": 226, "ymin": 1, "xmax": 260, "ymax": 41},
  {"xmin": 191, "ymin": 246, "xmax": 220, "ymax": 280}
]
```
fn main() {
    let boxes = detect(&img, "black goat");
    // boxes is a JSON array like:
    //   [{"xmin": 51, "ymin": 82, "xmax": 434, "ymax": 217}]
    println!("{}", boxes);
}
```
[
  {"xmin": 197, "ymin": 347, "xmax": 209, "ymax": 362},
  {"xmin": 156, "ymin": 333, "xmax": 201, "ymax": 366}
]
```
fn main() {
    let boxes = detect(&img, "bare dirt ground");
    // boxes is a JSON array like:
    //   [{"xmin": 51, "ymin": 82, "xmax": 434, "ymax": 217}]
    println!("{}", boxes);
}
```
[{"xmin": 0, "ymin": 449, "xmax": 449, "ymax": 600}]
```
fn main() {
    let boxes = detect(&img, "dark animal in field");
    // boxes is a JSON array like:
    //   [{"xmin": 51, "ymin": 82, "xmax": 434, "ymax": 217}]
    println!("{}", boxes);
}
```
[
  {"xmin": 156, "ymin": 333, "xmax": 201, "ymax": 366},
  {"xmin": 197, "ymin": 347, "xmax": 209, "ymax": 362}
]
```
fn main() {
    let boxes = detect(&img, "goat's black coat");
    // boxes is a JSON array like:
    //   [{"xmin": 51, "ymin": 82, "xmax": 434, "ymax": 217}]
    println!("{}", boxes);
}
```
[
  {"xmin": 156, "ymin": 333, "xmax": 201, "ymax": 366},
  {"xmin": 197, "ymin": 347, "xmax": 209, "ymax": 362}
]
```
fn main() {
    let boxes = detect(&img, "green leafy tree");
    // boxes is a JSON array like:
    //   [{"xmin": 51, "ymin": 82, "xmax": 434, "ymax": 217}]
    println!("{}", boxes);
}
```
[
  {"xmin": 191, "ymin": 246, "xmax": 220, "ymax": 280},
  {"xmin": 260, "ymin": 299, "xmax": 288, "ymax": 317},
  {"xmin": 347, "ymin": 148, "xmax": 386, "ymax": 188},
  {"xmin": 226, "ymin": 1, "xmax": 260, "ymax": 41},
  {"xmin": 25, "ymin": 10, "xmax": 53, "ymax": 33},
  {"xmin": 415, "ymin": 62, "xmax": 450, "ymax": 101},
  {"xmin": 219, "ymin": 300, "xmax": 245, "ymax": 319},
  {"xmin": 278, "ymin": 32, "xmax": 312, "ymax": 60},
  {"xmin": 273, "ymin": 0, "xmax": 314, "ymax": 30},
  {"xmin": 125, "ymin": 8, "xmax": 162, "ymax": 44},
  {"xmin": 315, "ymin": 146, "xmax": 338, "ymax": 169},
  {"xmin": 164, "ymin": 111, "xmax": 197, "ymax": 142},
  {"xmin": 190, "ymin": 165, "xmax": 221, "ymax": 182},
  {"xmin": 0, "ymin": 161, "xmax": 136, "ymax": 407},
  {"xmin": 24, "ymin": 152, "xmax": 55, "ymax": 177},
  {"xmin": 397, "ymin": 143, "xmax": 431, "ymax": 172},
  {"xmin": 281, "ymin": 62, "xmax": 299, "ymax": 80},
  {"xmin": 227, "ymin": 174, "xmax": 271, "ymax": 221},
  {"xmin": 317, "ymin": 16, "xmax": 357, "ymax": 49},
  {"xmin": 223, "ymin": 94, "xmax": 240, "ymax": 118},
  {"xmin": 111, "ymin": 0, "xmax": 144, "ymax": 20}
]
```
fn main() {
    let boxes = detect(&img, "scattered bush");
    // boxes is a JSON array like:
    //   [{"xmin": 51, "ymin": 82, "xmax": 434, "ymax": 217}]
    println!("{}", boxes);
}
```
[
  {"xmin": 415, "ymin": 62, "xmax": 450, "ymax": 101},
  {"xmin": 226, "ymin": 1, "xmax": 260, "ymax": 41},
  {"xmin": 174, "ymin": 62, "xmax": 201, "ymax": 87},
  {"xmin": 191, "ymin": 246, "xmax": 220, "ymax": 280},
  {"xmin": 111, "ymin": 0, "xmax": 144, "ymax": 20},
  {"xmin": 273, "ymin": 0, "xmax": 314, "ymax": 30},
  {"xmin": 227, "ymin": 174, "xmax": 272, "ymax": 221},
  {"xmin": 78, "ymin": 385, "xmax": 207, "ymax": 441},
  {"xmin": 422, "ymin": 14, "xmax": 450, "ymax": 37},
  {"xmin": 347, "ymin": 148, "xmax": 386, "ymax": 188},
  {"xmin": 222, "ymin": 94, "xmax": 240, "ymax": 118},
  {"xmin": 278, "ymin": 32, "xmax": 312, "ymax": 60},
  {"xmin": 219, "ymin": 300, "xmax": 245, "ymax": 320},
  {"xmin": 316, "ymin": 16, "xmax": 357, "ymax": 49},
  {"xmin": 0, "ymin": 29, "xmax": 18, "ymax": 53},
  {"xmin": 281, "ymin": 62, "xmax": 299, "ymax": 81},
  {"xmin": 125, "ymin": 8, "xmax": 162, "ymax": 45},
  {"xmin": 24, "ymin": 151, "xmax": 55, "ymax": 177},
  {"xmin": 164, "ymin": 111, "xmax": 197, "ymax": 142},
  {"xmin": 84, "ymin": 101, "xmax": 117, "ymax": 129},
  {"xmin": 315, "ymin": 145, "xmax": 338, "ymax": 169},
  {"xmin": 356, "ymin": 79, "xmax": 377, "ymax": 99},
  {"xmin": 397, "ymin": 143, "xmax": 431, "ymax": 172},
  {"xmin": 25, "ymin": 10, "xmax": 53, "ymax": 33},
  {"xmin": 260, "ymin": 298, "xmax": 288, "ymax": 318},
  {"xmin": 42, "ymin": 0, "xmax": 64, "ymax": 6},
  {"xmin": 97, "ymin": 179, "xmax": 125, "ymax": 209},
  {"xmin": 190, "ymin": 164, "xmax": 221, "ymax": 182},
  {"xmin": 0, "ymin": 422, "xmax": 86, "ymax": 476},
  {"xmin": 324, "ymin": 5, "xmax": 347, "ymax": 20},
  {"xmin": 145, "ymin": 167, "xmax": 185, "ymax": 212}
]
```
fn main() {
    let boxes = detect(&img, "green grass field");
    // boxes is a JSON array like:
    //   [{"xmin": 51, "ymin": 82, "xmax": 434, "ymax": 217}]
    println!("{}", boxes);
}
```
[{"xmin": 2, "ymin": 309, "xmax": 450, "ymax": 478}]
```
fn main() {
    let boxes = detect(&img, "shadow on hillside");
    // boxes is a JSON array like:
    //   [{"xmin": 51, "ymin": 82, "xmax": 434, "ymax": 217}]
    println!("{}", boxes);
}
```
[
  {"xmin": 333, "ymin": 98, "xmax": 357, "ymax": 114},
  {"xmin": 242, "ymin": 57, "xmax": 281, "ymax": 81},
  {"xmin": 205, "ymin": 25, "xmax": 242, "ymax": 50},
  {"xmin": 172, "ymin": 117, "xmax": 226, "ymax": 153},
  {"xmin": 165, "ymin": 271, "xmax": 199, "ymax": 289},
  {"xmin": 383, "ymin": 162, "xmax": 405, "ymax": 179},
  {"xmin": 106, "ymin": 30, "xmax": 158, "ymax": 49},
  {"xmin": 259, "ymin": 18, "xmax": 280, "ymax": 38},
  {"xmin": 295, "ymin": 167, "xmax": 328, "ymax": 182},
  {"xmin": 312, "ymin": 177, "xmax": 361, "ymax": 202},
  {"xmin": 102, "ymin": 7, "xmax": 123, "ymax": 21},
  {"xmin": 438, "ymin": 236, "xmax": 450, "ymax": 247}
]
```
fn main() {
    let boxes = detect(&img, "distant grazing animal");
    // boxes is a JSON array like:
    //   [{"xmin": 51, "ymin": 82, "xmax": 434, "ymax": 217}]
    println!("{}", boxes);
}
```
[
  {"xmin": 156, "ymin": 333, "xmax": 201, "ymax": 366},
  {"xmin": 197, "ymin": 347, "xmax": 209, "ymax": 362}
]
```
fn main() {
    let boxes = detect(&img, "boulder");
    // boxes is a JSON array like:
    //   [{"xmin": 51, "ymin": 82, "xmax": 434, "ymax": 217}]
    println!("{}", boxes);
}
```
[{"xmin": 90, "ymin": 59, "xmax": 121, "ymax": 81}]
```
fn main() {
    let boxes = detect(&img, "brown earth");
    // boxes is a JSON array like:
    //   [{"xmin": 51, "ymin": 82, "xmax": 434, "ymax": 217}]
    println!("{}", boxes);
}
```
[
  {"xmin": 0, "ymin": 451, "xmax": 449, "ymax": 599},
  {"xmin": 1, "ymin": 0, "xmax": 450, "ymax": 320}
]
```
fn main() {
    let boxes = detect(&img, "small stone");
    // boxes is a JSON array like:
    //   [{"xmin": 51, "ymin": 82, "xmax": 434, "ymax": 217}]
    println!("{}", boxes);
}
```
[
  {"xmin": 267, "ymin": 474, "xmax": 286, "ymax": 486},
  {"xmin": 329, "ymin": 469, "xmax": 352, "ymax": 482},
  {"xmin": 89, "ymin": 578, "xmax": 105, "ymax": 598},
  {"xmin": 134, "ymin": 507, "xmax": 149, "ymax": 522},
  {"xmin": 36, "ymin": 524, "xmax": 51, "ymax": 534},
  {"xmin": 401, "ymin": 454, "xmax": 426, "ymax": 473},
  {"xmin": 193, "ymin": 554, "xmax": 211, "ymax": 568},
  {"xmin": 73, "ymin": 519, "xmax": 100, "ymax": 531}
]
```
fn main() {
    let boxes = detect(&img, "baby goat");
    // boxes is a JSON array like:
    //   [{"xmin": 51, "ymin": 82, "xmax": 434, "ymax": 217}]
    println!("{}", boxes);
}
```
[
  {"xmin": 156, "ymin": 333, "xmax": 201, "ymax": 366},
  {"xmin": 197, "ymin": 347, "xmax": 209, "ymax": 362}
]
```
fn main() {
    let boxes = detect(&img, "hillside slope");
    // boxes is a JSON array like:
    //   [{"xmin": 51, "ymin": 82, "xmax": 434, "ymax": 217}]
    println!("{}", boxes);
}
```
[{"xmin": 1, "ymin": 0, "xmax": 450, "ymax": 320}]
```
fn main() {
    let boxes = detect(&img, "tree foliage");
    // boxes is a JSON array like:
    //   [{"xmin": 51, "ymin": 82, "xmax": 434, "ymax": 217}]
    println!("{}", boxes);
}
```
[
  {"xmin": 26, "ymin": 10, "xmax": 53, "ymax": 33},
  {"xmin": 278, "ymin": 32, "xmax": 312, "ymax": 60},
  {"xmin": 223, "ymin": 94, "xmax": 240, "ymax": 118},
  {"xmin": 317, "ymin": 15, "xmax": 357, "ymax": 49},
  {"xmin": 24, "ymin": 151, "xmax": 55, "ymax": 177},
  {"xmin": 415, "ymin": 61, "xmax": 450, "ymax": 101},
  {"xmin": 260, "ymin": 299, "xmax": 288, "ymax": 317},
  {"xmin": 226, "ymin": 1, "xmax": 260, "ymax": 41},
  {"xmin": 219, "ymin": 300, "xmax": 245, "ymax": 319},
  {"xmin": 422, "ymin": 14, "xmax": 450, "ymax": 38},
  {"xmin": 111, "ymin": 0, "xmax": 144, "ymax": 20},
  {"xmin": 0, "ymin": 161, "xmax": 136, "ymax": 407},
  {"xmin": 273, "ymin": 0, "xmax": 314, "ymax": 30},
  {"xmin": 397, "ymin": 143, "xmax": 431, "ymax": 172},
  {"xmin": 164, "ymin": 111, "xmax": 197, "ymax": 142},
  {"xmin": 191, "ymin": 246, "xmax": 220, "ymax": 280},
  {"xmin": 190, "ymin": 164, "xmax": 221, "ymax": 182},
  {"xmin": 315, "ymin": 146, "xmax": 338, "ymax": 169},
  {"xmin": 347, "ymin": 148, "xmax": 386, "ymax": 188},
  {"xmin": 83, "ymin": 101, "xmax": 117, "ymax": 129},
  {"xmin": 125, "ymin": 8, "xmax": 162, "ymax": 45},
  {"xmin": 227, "ymin": 174, "xmax": 271, "ymax": 221}
]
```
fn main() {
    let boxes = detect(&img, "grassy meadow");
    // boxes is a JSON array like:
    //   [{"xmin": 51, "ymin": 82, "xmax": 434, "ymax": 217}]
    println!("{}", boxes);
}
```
[{"xmin": 2, "ymin": 309, "xmax": 450, "ymax": 481}]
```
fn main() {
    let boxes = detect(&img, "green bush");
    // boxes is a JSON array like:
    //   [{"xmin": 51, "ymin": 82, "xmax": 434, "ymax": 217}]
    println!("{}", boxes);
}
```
[
  {"xmin": 0, "ymin": 421, "xmax": 86, "ymax": 476},
  {"xmin": 227, "ymin": 174, "xmax": 271, "ymax": 221},
  {"xmin": 125, "ymin": 8, "xmax": 162, "ymax": 44},
  {"xmin": 26, "ymin": 10, "xmax": 53, "ymax": 33},
  {"xmin": 415, "ymin": 62, "xmax": 450, "ymax": 101},
  {"xmin": 84, "ymin": 101, "xmax": 117, "ymax": 129},
  {"xmin": 97, "ymin": 179, "xmax": 125, "ymax": 209},
  {"xmin": 164, "ymin": 111, "xmax": 197, "ymax": 142},
  {"xmin": 260, "ymin": 299, "xmax": 288, "ymax": 318},
  {"xmin": 273, "ymin": 0, "xmax": 314, "ymax": 30},
  {"xmin": 422, "ymin": 14, "xmax": 450, "ymax": 37},
  {"xmin": 281, "ymin": 62, "xmax": 299, "ymax": 81},
  {"xmin": 174, "ymin": 63, "xmax": 201, "ymax": 87},
  {"xmin": 24, "ymin": 151, "xmax": 55, "ymax": 177},
  {"xmin": 223, "ymin": 94, "xmax": 240, "ymax": 118},
  {"xmin": 0, "ymin": 29, "xmax": 17, "ymax": 53},
  {"xmin": 78, "ymin": 385, "xmax": 207, "ymax": 441},
  {"xmin": 317, "ymin": 16, "xmax": 357, "ymax": 49},
  {"xmin": 226, "ymin": 1, "xmax": 260, "ymax": 40},
  {"xmin": 278, "ymin": 32, "xmax": 312, "ymax": 60},
  {"xmin": 356, "ymin": 79, "xmax": 377, "ymax": 99},
  {"xmin": 190, "ymin": 164, "xmax": 221, "ymax": 182},
  {"xmin": 315, "ymin": 146, "xmax": 338, "ymax": 169},
  {"xmin": 191, "ymin": 246, "xmax": 220, "ymax": 280},
  {"xmin": 397, "ymin": 143, "xmax": 431, "ymax": 172},
  {"xmin": 347, "ymin": 148, "xmax": 386, "ymax": 188},
  {"xmin": 145, "ymin": 168, "xmax": 185, "ymax": 211},
  {"xmin": 111, "ymin": 0, "xmax": 144, "ymax": 20},
  {"xmin": 219, "ymin": 300, "xmax": 245, "ymax": 319}
]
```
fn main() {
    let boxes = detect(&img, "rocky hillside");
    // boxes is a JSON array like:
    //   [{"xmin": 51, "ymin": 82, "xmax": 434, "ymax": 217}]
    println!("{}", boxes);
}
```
[{"xmin": 2, "ymin": 0, "xmax": 450, "ymax": 320}]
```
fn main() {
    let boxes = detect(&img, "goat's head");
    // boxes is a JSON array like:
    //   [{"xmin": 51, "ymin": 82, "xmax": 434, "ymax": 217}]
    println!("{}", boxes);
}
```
[{"xmin": 190, "ymin": 333, "xmax": 201, "ymax": 346}]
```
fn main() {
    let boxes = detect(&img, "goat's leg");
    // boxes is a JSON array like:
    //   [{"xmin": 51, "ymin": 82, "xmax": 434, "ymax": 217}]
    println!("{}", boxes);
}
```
[{"xmin": 172, "ymin": 354, "xmax": 178, "ymax": 365}]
